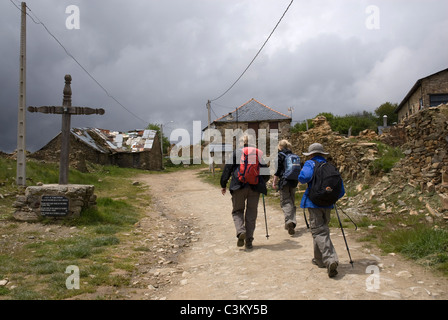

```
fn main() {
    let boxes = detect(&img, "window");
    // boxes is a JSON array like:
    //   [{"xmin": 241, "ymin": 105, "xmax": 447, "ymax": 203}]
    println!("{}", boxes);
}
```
[{"xmin": 429, "ymin": 94, "xmax": 448, "ymax": 107}]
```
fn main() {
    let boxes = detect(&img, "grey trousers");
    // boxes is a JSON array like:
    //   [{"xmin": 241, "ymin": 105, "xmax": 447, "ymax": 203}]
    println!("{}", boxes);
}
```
[
  {"xmin": 279, "ymin": 186, "xmax": 297, "ymax": 227},
  {"xmin": 308, "ymin": 207, "xmax": 339, "ymax": 267},
  {"xmin": 231, "ymin": 186, "xmax": 260, "ymax": 240}
]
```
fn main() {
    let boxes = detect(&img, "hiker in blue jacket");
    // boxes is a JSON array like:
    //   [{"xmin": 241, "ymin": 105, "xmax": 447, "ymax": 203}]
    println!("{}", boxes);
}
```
[
  {"xmin": 298, "ymin": 143, "xmax": 345, "ymax": 278},
  {"xmin": 272, "ymin": 139, "xmax": 298, "ymax": 235}
]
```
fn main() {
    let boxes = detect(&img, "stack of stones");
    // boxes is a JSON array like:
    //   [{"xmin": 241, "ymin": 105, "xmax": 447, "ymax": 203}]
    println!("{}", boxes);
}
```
[
  {"xmin": 390, "ymin": 103, "xmax": 448, "ymax": 209},
  {"xmin": 290, "ymin": 116, "xmax": 379, "ymax": 183}
]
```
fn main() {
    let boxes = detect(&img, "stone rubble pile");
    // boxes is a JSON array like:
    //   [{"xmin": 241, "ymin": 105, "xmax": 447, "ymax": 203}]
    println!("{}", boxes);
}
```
[
  {"xmin": 290, "ymin": 115, "xmax": 379, "ymax": 183},
  {"xmin": 289, "ymin": 104, "xmax": 448, "ymax": 217}
]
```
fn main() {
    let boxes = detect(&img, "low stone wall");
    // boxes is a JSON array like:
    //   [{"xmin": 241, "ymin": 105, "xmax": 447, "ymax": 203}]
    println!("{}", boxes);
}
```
[
  {"xmin": 13, "ymin": 184, "xmax": 97, "ymax": 221},
  {"xmin": 290, "ymin": 116, "xmax": 379, "ymax": 183}
]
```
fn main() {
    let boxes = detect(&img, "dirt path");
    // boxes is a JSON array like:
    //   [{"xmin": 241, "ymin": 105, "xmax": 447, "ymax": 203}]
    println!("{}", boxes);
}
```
[{"xmin": 135, "ymin": 169, "xmax": 448, "ymax": 300}]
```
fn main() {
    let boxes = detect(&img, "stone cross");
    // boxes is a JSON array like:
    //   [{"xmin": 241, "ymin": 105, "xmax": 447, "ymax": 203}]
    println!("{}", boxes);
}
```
[{"xmin": 28, "ymin": 75, "xmax": 105, "ymax": 184}]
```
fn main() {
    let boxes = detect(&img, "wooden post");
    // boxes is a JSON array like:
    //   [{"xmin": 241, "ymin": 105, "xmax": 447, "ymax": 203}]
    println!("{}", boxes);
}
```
[
  {"xmin": 16, "ymin": 2, "xmax": 27, "ymax": 186},
  {"xmin": 28, "ymin": 75, "xmax": 105, "ymax": 185}
]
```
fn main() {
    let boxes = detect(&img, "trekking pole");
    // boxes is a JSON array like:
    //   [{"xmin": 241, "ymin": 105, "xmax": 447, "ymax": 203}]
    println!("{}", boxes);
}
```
[
  {"xmin": 338, "ymin": 206, "xmax": 358, "ymax": 230},
  {"xmin": 303, "ymin": 208, "xmax": 309, "ymax": 229},
  {"xmin": 334, "ymin": 204, "xmax": 354, "ymax": 268},
  {"xmin": 262, "ymin": 194, "xmax": 269, "ymax": 239}
]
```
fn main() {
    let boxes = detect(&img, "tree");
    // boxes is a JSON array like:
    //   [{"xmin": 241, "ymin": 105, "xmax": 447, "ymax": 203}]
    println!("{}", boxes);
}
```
[{"xmin": 375, "ymin": 102, "xmax": 398, "ymax": 126}]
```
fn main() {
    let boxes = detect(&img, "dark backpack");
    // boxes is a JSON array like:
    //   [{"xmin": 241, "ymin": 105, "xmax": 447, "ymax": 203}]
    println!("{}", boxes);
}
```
[
  {"xmin": 238, "ymin": 147, "xmax": 263, "ymax": 185},
  {"xmin": 280, "ymin": 152, "xmax": 301, "ymax": 181},
  {"xmin": 308, "ymin": 160, "xmax": 343, "ymax": 206}
]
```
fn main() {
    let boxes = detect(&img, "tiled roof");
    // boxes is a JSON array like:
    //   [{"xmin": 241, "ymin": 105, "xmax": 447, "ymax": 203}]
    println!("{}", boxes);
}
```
[{"xmin": 214, "ymin": 98, "xmax": 291, "ymax": 123}]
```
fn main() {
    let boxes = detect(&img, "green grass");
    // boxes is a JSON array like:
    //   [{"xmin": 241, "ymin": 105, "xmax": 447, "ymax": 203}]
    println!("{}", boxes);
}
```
[
  {"xmin": 369, "ymin": 142, "xmax": 404, "ymax": 174},
  {"xmin": 0, "ymin": 157, "xmax": 149, "ymax": 300},
  {"xmin": 379, "ymin": 225, "xmax": 448, "ymax": 274}
]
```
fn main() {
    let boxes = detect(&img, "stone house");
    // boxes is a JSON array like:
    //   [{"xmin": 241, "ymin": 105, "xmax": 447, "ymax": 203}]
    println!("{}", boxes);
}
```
[
  {"xmin": 30, "ymin": 128, "xmax": 162, "ymax": 171},
  {"xmin": 395, "ymin": 67, "xmax": 448, "ymax": 123},
  {"xmin": 204, "ymin": 98, "xmax": 291, "ymax": 156}
]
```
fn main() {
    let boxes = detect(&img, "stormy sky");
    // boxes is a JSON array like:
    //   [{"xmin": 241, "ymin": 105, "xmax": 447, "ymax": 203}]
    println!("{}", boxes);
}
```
[{"xmin": 1, "ymin": 0, "xmax": 447, "ymax": 153}]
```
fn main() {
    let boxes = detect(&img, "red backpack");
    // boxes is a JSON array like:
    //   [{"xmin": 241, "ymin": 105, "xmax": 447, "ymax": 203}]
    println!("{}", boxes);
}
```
[{"xmin": 238, "ymin": 147, "xmax": 263, "ymax": 185}]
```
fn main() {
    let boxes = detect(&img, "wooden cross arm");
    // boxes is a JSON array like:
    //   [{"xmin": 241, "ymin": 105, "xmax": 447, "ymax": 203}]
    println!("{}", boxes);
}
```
[{"xmin": 28, "ymin": 106, "xmax": 105, "ymax": 115}]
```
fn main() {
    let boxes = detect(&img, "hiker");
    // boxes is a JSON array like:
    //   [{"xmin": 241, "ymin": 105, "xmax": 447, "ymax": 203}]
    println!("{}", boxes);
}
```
[
  {"xmin": 272, "ymin": 140, "xmax": 299, "ymax": 235},
  {"xmin": 298, "ymin": 143, "xmax": 345, "ymax": 278},
  {"xmin": 220, "ymin": 135, "xmax": 269, "ymax": 249}
]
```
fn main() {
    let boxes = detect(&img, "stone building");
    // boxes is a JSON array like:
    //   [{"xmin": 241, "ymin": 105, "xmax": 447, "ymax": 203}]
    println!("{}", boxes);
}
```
[
  {"xmin": 30, "ymin": 128, "xmax": 162, "ymax": 171},
  {"xmin": 395, "ymin": 68, "xmax": 448, "ymax": 123},
  {"xmin": 205, "ymin": 98, "xmax": 291, "ymax": 155}
]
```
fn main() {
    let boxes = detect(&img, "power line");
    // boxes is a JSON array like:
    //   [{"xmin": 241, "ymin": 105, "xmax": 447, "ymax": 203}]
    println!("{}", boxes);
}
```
[
  {"xmin": 210, "ymin": 0, "xmax": 294, "ymax": 102},
  {"xmin": 10, "ymin": 1, "xmax": 148, "ymax": 125}
]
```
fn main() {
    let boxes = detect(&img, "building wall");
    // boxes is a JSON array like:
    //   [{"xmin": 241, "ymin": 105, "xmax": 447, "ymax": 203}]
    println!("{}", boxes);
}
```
[
  {"xmin": 212, "ymin": 120, "xmax": 291, "ymax": 154},
  {"xmin": 111, "ymin": 134, "xmax": 162, "ymax": 170},
  {"xmin": 398, "ymin": 69, "xmax": 448, "ymax": 122}
]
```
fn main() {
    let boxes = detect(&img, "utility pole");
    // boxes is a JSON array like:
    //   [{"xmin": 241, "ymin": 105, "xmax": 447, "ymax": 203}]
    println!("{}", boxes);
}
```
[
  {"xmin": 16, "ymin": 2, "xmax": 27, "ymax": 186},
  {"xmin": 206, "ymin": 100, "xmax": 212, "ymax": 172}
]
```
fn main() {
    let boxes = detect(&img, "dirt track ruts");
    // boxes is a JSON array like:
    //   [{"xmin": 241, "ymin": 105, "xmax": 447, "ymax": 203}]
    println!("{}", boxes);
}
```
[{"xmin": 135, "ymin": 169, "xmax": 448, "ymax": 300}]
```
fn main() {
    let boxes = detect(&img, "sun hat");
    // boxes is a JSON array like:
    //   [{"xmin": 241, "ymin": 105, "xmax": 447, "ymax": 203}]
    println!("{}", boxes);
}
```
[{"xmin": 302, "ymin": 143, "xmax": 329, "ymax": 156}]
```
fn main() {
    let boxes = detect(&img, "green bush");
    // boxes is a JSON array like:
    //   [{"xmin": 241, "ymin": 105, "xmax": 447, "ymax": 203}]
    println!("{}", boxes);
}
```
[{"xmin": 370, "ymin": 143, "xmax": 404, "ymax": 174}]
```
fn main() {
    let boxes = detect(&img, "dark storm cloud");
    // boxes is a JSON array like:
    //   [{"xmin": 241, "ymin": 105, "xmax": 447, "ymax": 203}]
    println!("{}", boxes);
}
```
[{"xmin": 1, "ymin": 0, "xmax": 447, "ymax": 153}]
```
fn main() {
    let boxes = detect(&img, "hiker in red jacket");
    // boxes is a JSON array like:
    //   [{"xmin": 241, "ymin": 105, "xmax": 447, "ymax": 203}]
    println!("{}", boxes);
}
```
[{"xmin": 220, "ymin": 135, "xmax": 269, "ymax": 249}]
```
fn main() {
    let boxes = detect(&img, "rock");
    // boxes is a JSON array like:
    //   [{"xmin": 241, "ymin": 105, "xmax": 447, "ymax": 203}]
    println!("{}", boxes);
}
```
[
  {"xmin": 396, "ymin": 270, "xmax": 412, "ymax": 278},
  {"xmin": 180, "ymin": 279, "xmax": 188, "ymax": 286},
  {"xmin": 438, "ymin": 193, "xmax": 448, "ymax": 210},
  {"xmin": 0, "ymin": 279, "xmax": 8, "ymax": 286},
  {"xmin": 426, "ymin": 203, "xmax": 441, "ymax": 217}
]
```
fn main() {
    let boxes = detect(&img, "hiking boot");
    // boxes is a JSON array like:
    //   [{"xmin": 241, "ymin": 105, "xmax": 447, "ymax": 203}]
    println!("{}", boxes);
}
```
[
  {"xmin": 327, "ymin": 262, "xmax": 338, "ymax": 278},
  {"xmin": 245, "ymin": 238, "xmax": 253, "ymax": 249},
  {"xmin": 237, "ymin": 233, "xmax": 246, "ymax": 247},
  {"xmin": 312, "ymin": 258, "xmax": 325, "ymax": 268},
  {"xmin": 286, "ymin": 222, "xmax": 295, "ymax": 235}
]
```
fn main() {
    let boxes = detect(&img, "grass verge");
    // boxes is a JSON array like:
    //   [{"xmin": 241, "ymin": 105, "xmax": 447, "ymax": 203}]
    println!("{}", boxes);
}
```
[{"xmin": 0, "ymin": 157, "xmax": 148, "ymax": 299}]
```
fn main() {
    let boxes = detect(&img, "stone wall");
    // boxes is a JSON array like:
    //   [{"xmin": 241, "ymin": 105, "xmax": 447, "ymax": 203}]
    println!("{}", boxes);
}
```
[
  {"xmin": 290, "ymin": 116, "xmax": 379, "ymax": 183},
  {"xmin": 13, "ymin": 184, "xmax": 97, "ymax": 221},
  {"xmin": 391, "ymin": 104, "xmax": 448, "ymax": 195},
  {"xmin": 213, "ymin": 119, "xmax": 291, "ymax": 155}
]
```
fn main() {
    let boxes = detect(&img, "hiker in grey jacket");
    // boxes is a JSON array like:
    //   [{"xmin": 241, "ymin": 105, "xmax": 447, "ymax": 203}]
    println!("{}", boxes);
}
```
[
  {"xmin": 299, "ymin": 143, "xmax": 345, "ymax": 278},
  {"xmin": 221, "ymin": 136, "xmax": 269, "ymax": 249},
  {"xmin": 272, "ymin": 140, "xmax": 298, "ymax": 235}
]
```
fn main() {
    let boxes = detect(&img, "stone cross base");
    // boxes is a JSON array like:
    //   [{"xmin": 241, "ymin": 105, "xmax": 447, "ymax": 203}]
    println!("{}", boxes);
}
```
[{"xmin": 13, "ymin": 184, "xmax": 97, "ymax": 222}]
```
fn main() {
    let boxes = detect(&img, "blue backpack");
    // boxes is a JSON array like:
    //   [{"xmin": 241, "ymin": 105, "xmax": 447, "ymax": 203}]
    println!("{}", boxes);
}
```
[{"xmin": 280, "ymin": 152, "xmax": 301, "ymax": 181}]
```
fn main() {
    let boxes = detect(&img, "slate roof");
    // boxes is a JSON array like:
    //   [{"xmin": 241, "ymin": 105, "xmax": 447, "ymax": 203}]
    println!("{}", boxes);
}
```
[{"xmin": 214, "ymin": 98, "xmax": 291, "ymax": 123}]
